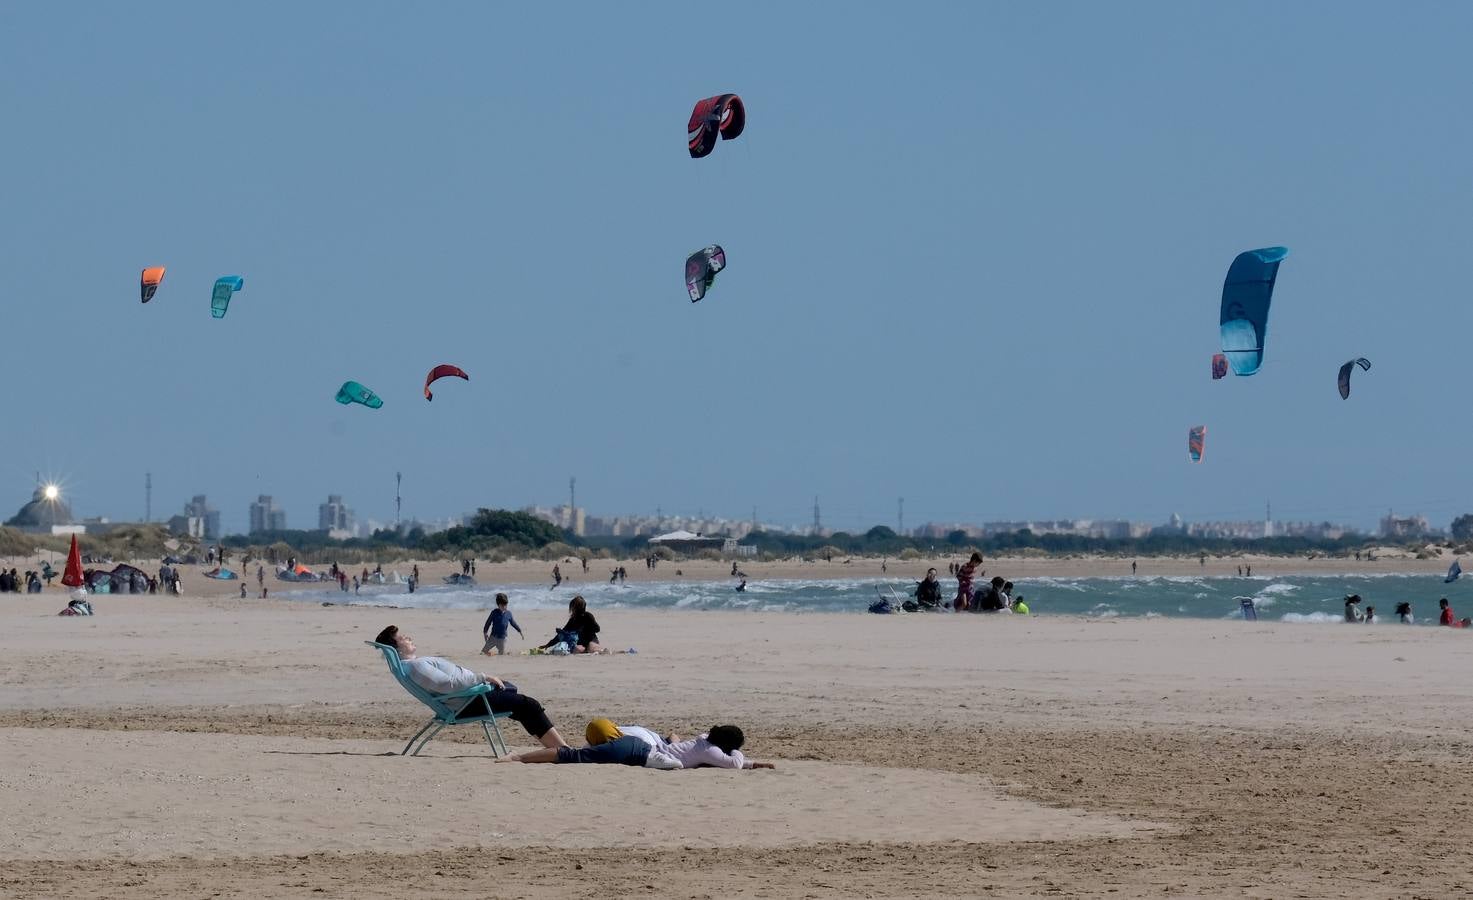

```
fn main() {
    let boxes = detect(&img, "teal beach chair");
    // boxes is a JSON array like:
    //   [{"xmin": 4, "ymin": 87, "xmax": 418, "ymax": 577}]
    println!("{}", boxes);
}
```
[{"xmin": 365, "ymin": 641, "xmax": 511, "ymax": 757}]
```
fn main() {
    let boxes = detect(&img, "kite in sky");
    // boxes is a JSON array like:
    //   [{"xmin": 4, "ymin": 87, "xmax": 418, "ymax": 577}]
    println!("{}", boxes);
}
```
[
  {"xmin": 424, "ymin": 364, "xmax": 469, "ymax": 401},
  {"xmin": 1337, "ymin": 357, "xmax": 1371, "ymax": 400},
  {"xmin": 686, "ymin": 245, "xmax": 726, "ymax": 303},
  {"xmin": 688, "ymin": 94, "xmax": 745, "ymax": 159},
  {"xmin": 1211, "ymin": 353, "xmax": 1228, "ymax": 380},
  {"xmin": 335, "ymin": 381, "xmax": 383, "ymax": 409},
  {"xmin": 141, "ymin": 267, "xmax": 165, "ymax": 303},
  {"xmin": 1219, "ymin": 247, "xmax": 1288, "ymax": 376},
  {"xmin": 1188, "ymin": 425, "xmax": 1206, "ymax": 463},
  {"xmin": 211, "ymin": 276, "xmax": 243, "ymax": 319}
]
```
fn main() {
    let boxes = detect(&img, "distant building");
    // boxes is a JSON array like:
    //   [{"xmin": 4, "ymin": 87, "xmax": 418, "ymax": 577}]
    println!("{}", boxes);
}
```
[
  {"xmin": 249, "ymin": 495, "xmax": 287, "ymax": 533},
  {"xmin": 318, "ymin": 495, "xmax": 354, "ymax": 538},
  {"xmin": 1381, "ymin": 512, "xmax": 1435, "ymax": 539},
  {"xmin": 522, "ymin": 504, "xmax": 586, "ymax": 537},
  {"xmin": 5, "ymin": 485, "xmax": 76, "ymax": 533},
  {"xmin": 171, "ymin": 495, "xmax": 221, "ymax": 540},
  {"xmin": 647, "ymin": 530, "xmax": 734, "ymax": 555}
]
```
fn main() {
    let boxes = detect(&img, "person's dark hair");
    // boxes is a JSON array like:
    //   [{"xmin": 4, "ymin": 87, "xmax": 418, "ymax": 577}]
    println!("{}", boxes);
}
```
[
  {"xmin": 991, "ymin": 576, "xmax": 1005, "ymax": 586},
  {"xmin": 707, "ymin": 724, "xmax": 745, "ymax": 754},
  {"xmin": 1003, "ymin": 581, "xmax": 1013, "ymax": 591},
  {"xmin": 375, "ymin": 625, "xmax": 400, "ymax": 647},
  {"xmin": 1440, "ymin": 598, "xmax": 1450, "ymax": 608},
  {"xmin": 569, "ymin": 595, "xmax": 586, "ymax": 615},
  {"xmin": 495, "ymin": 592, "xmax": 509, "ymax": 606},
  {"xmin": 1395, "ymin": 602, "xmax": 1411, "ymax": 615},
  {"xmin": 969, "ymin": 552, "xmax": 983, "ymax": 564}
]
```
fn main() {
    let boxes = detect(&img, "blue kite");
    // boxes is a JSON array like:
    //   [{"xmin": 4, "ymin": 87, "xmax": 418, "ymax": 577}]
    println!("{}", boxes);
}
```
[
  {"xmin": 211, "ymin": 276, "xmax": 244, "ymax": 319},
  {"xmin": 1219, "ymin": 247, "xmax": 1288, "ymax": 376}
]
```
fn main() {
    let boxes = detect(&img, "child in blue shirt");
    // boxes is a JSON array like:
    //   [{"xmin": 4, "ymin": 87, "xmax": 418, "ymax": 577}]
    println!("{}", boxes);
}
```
[{"xmin": 482, "ymin": 592, "xmax": 523, "ymax": 655}]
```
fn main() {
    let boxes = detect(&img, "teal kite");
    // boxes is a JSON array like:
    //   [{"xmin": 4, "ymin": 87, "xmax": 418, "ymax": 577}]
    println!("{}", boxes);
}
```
[
  {"xmin": 335, "ymin": 381, "xmax": 383, "ymax": 409},
  {"xmin": 1219, "ymin": 247, "xmax": 1287, "ymax": 376},
  {"xmin": 211, "ymin": 276, "xmax": 243, "ymax": 319}
]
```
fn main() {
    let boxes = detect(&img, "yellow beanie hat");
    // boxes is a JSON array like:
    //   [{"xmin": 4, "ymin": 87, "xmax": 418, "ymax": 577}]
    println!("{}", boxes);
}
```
[{"xmin": 585, "ymin": 717, "xmax": 622, "ymax": 745}]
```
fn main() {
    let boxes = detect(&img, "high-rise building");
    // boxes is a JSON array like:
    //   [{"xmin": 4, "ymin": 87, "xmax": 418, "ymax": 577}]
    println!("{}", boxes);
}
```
[
  {"xmin": 183, "ymin": 495, "xmax": 220, "ymax": 540},
  {"xmin": 318, "ymin": 495, "xmax": 354, "ymax": 534},
  {"xmin": 249, "ymin": 495, "xmax": 287, "ymax": 533}
]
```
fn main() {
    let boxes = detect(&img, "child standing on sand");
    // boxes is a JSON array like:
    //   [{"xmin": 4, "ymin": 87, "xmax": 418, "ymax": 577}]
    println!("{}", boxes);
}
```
[{"xmin": 483, "ymin": 593, "xmax": 524, "ymax": 655}]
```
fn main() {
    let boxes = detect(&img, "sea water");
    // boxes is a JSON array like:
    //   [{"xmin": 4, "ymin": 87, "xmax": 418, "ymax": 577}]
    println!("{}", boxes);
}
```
[{"xmin": 295, "ymin": 572, "xmax": 1462, "ymax": 622}]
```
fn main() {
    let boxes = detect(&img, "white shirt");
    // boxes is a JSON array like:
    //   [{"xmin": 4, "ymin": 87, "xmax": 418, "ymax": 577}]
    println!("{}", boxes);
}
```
[
  {"xmin": 667, "ymin": 734, "xmax": 749, "ymax": 769},
  {"xmin": 404, "ymin": 656, "xmax": 482, "ymax": 695},
  {"xmin": 614, "ymin": 725, "xmax": 683, "ymax": 770}
]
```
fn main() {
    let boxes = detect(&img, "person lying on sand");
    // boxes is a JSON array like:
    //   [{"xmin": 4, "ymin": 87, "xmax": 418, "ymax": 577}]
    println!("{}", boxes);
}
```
[
  {"xmin": 375, "ymin": 625, "xmax": 568, "ymax": 749},
  {"xmin": 501, "ymin": 719, "xmax": 775, "ymax": 770},
  {"xmin": 498, "ymin": 717, "xmax": 680, "ymax": 768}
]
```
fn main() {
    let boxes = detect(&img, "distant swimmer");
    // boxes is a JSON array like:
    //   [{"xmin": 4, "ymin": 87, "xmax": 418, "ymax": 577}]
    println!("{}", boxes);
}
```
[
  {"xmin": 1395, "ymin": 602, "xmax": 1413, "ymax": 624},
  {"xmin": 736, "ymin": 578, "xmax": 747, "ymax": 592},
  {"xmin": 1012, "ymin": 596, "xmax": 1030, "ymax": 615},
  {"xmin": 1439, "ymin": 598, "xmax": 1464, "ymax": 627}
]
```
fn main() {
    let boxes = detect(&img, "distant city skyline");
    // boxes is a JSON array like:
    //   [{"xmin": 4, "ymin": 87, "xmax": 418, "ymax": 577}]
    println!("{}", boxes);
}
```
[{"xmin": 5, "ymin": 472, "xmax": 1450, "ymax": 541}]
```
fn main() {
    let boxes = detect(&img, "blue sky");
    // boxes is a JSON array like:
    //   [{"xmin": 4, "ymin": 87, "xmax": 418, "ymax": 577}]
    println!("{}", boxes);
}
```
[{"xmin": 2, "ymin": 2, "xmax": 1470, "ymax": 534}]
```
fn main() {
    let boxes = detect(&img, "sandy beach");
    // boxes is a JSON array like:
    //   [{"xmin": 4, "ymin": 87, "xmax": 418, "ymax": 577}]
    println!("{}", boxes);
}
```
[{"xmin": 3, "ymin": 563, "xmax": 1472, "ymax": 899}]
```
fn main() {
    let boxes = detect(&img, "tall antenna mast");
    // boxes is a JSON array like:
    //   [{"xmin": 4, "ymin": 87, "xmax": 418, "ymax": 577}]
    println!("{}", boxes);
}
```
[
  {"xmin": 395, "ymin": 472, "xmax": 402, "ymax": 527},
  {"xmin": 570, "ymin": 476, "xmax": 576, "ymax": 511},
  {"xmin": 813, "ymin": 495, "xmax": 821, "ymax": 535}
]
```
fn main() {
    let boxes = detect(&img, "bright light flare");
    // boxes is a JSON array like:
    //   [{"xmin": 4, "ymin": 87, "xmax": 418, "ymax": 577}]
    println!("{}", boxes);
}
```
[{"xmin": 43, "ymin": 484, "xmax": 59, "ymax": 501}]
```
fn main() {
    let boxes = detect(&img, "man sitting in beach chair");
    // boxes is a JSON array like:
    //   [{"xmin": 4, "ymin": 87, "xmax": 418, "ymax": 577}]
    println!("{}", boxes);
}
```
[{"xmin": 374, "ymin": 626, "xmax": 569, "ymax": 751}]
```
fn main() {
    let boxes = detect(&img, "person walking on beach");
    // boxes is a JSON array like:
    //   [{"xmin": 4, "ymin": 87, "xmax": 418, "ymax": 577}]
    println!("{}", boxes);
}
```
[
  {"xmin": 353, "ymin": 575, "xmax": 360, "ymax": 595},
  {"xmin": 483, "ymin": 592, "xmax": 523, "ymax": 655},
  {"xmin": 1131, "ymin": 561, "xmax": 1137, "ymax": 576},
  {"xmin": 552, "ymin": 564, "xmax": 562, "ymax": 588},
  {"xmin": 954, "ymin": 552, "xmax": 983, "ymax": 611}
]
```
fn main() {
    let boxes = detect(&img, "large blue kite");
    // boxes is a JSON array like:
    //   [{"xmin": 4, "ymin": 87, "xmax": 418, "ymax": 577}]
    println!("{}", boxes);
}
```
[{"xmin": 1219, "ymin": 247, "xmax": 1288, "ymax": 376}]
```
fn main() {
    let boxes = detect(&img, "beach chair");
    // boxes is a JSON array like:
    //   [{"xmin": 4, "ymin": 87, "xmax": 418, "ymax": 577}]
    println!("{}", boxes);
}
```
[{"xmin": 364, "ymin": 641, "xmax": 511, "ymax": 757}]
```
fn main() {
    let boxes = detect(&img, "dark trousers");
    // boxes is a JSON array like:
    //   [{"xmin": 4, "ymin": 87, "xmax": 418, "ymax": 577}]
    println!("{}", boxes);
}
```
[
  {"xmin": 555, "ymin": 735, "xmax": 651, "ymax": 765},
  {"xmin": 455, "ymin": 691, "xmax": 553, "ymax": 739}
]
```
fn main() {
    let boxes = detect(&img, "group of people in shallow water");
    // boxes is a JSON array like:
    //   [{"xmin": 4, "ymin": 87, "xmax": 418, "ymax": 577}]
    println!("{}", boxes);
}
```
[
  {"xmin": 943, "ymin": 552, "xmax": 1030, "ymax": 613},
  {"xmin": 1345, "ymin": 593, "xmax": 1473, "ymax": 627},
  {"xmin": 873, "ymin": 554, "xmax": 1032, "ymax": 614},
  {"xmin": 374, "ymin": 623, "xmax": 773, "ymax": 769}
]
